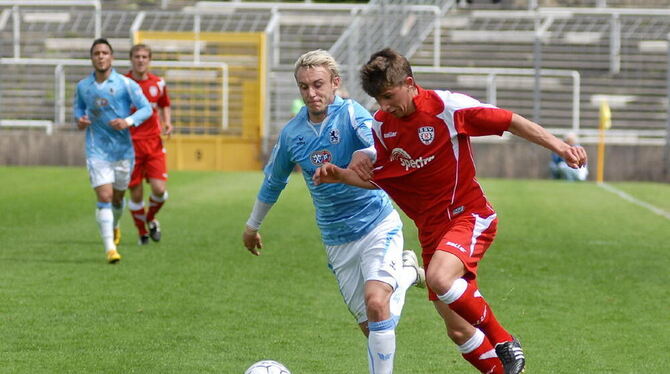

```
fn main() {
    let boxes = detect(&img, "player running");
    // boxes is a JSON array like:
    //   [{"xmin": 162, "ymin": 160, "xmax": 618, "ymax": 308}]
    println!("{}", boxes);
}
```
[
  {"xmin": 125, "ymin": 44, "xmax": 173, "ymax": 245},
  {"xmin": 74, "ymin": 38, "xmax": 152, "ymax": 263},
  {"xmin": 242, "ymin": 50, "xmax": 424, "ymax": 374},
  {"xmin": 313, "ymin": 48, "xmax": 587, "ymax": 374}
]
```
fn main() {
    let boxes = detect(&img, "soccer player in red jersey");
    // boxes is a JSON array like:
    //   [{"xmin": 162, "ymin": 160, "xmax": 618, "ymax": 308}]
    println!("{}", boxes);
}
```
[
  {"xmin": 314, "ymin": 48, "xmax": 587, "ymax": 374},
  {"xmin": 125, "ymin": 44, "xmax": 173, "ymax": 245}
]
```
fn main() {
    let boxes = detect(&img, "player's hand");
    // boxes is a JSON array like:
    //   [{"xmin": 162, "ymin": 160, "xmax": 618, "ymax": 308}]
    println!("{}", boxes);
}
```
[
  {"xmin": 77, "ymin": 115, "xmax": 91, "ymax": 130},
  {"xmin": 560, "ymin": 145, "xmax": 588, "ymax": 169},
  {"xmin": 163, "ymin": 122, "xmax": 173, "ymax": 139},
  {"xmin": 109, "ymin": 118, "xmax": 130, "ymax": 131},
  {"xmin": 243, "ymin": 226, "xmax": 263, "ymax": 256},
  {"xmin": 313, "ymin": 162, "xmax": 342, "ymax": 186},
  {"xmin": 348, "ymin": 150, "xmax": 374, "ymax": 181}
]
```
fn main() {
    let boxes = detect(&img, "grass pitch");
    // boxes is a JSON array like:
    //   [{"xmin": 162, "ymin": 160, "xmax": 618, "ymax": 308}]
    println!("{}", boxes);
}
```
[{"xmin": 0, "ymin": 166, "xmax": 668, "ymax": 373}]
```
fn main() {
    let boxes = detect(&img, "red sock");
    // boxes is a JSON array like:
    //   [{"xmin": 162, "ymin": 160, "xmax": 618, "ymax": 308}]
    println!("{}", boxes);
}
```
[
  {"xmin": 130, "ymin": 207, "xmax": 148, "ymax": 236},
  {"xmin": 460, "ymin": 330, "xmax": 504, "ymax": 374},
  {"xmin": 441, "ymin": 279, "xmax": 513, "ymax": 345},
  {"xmin": 146, "ymin": 194, "xmax": 166, "ymax": 223}
]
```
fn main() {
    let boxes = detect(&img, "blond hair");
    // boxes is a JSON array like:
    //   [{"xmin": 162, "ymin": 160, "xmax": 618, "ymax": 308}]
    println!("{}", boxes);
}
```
[{"xmin": 294, "ymin": 49, "xmax": 340, "ymax": 80}]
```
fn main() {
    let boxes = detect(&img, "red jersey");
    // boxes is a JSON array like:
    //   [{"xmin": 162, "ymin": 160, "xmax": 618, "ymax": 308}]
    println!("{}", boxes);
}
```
[
  {"xmin": 370, "ymin": 86, "xmax": 512, "ymax": 251},
  {"xmin": 125, "ymin": 72, "xmax": 171, "ymax": 140}
]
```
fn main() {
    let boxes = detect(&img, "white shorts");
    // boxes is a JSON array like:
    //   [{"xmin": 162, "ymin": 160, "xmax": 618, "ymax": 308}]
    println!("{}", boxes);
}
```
[
  {"xmin": 86, "ymin": 158, "xmax": 133, "ymax": 190},
  {"xmin": 325, "ymin": 209, "xmax": 404, "ymax": 323}
]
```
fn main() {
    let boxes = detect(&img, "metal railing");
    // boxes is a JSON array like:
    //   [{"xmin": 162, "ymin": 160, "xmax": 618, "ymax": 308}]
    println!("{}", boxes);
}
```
[
  {"xmin": 413, "ymin": 66, "xmax": 581, "ymax": 133},
  {"xmin": 0, "ymin": 0, "xmax": 101, "ymax": 58},
  {"xmin": 0, "ymin": 58, "xmax": 229, "ymax": 131}
]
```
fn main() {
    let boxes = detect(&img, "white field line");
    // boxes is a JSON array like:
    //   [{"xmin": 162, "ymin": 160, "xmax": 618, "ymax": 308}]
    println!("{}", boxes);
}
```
[{"xmin": 598, "ymin": 182, "xmax": 670, "ymax": 221}]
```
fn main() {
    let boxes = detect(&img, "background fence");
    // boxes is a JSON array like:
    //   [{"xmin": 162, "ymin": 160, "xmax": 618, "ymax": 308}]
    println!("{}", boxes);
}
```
[{"xmin": 0, "ymin": 0, "xmax": 669, "ymax": 179}]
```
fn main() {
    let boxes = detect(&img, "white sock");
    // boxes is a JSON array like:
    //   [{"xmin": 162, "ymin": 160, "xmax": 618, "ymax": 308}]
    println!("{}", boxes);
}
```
[
  {"xmin": 96, "ymin": 207, "xmax": 115, "ymax": 252},
  {"xmin": 397, "ymin": 265, "xmax": 417, "ymax": 291},
  {"xmin": 388, "ymin": 265, "xmax": 416, "ymax": 318},
  {"xmin": 367, "ymin": 319, "xmax": 396, "ymax": 374},
  {"xmin": 112, "ymin": 200, "xmax": 125, "ymax": 228}
]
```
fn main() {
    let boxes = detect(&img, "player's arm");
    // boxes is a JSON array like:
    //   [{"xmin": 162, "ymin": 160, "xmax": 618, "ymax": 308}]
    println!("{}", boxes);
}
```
[
  {"xmin": 507, "ymin": 113, "xmax": 587, "ymax": 168},
  {"xmin": 348, "ymin": 101, "xmax": 376, "ymax": 181},
  {"xmin": 313, "ymin": 162, "xmax": 377, "ymax": 189},
  {"xmin": 73, "ymin": 84, "xmax": 90, "ymax": 130},
  {"xmin": 159, "ymin": 106, "xmax": 173, "ymax": 136},
  {"xmin": 242, "ymin": 134, "xmax": 294, "ymax": 256},
  {"xmin": 122, "ymin": 79, "xmax": 153, "ymax": 129},
  {"xmin": 243, "ymin": 200, "xmax": 273, "ymax": 256},
  {"xmin": 158, "ymin": 83, "xmax": 173, "ymax": 136}
]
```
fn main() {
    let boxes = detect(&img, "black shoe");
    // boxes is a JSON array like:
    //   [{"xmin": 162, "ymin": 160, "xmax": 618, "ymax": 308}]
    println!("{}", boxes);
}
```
[
  {"xmin": 148, "ymin": 220, "xmax": 161, "ymax": 242},
  {"xmin": 495, "ymin": 337, "xmax": 525, "ymax": 374},
  {"xmin": 138, "ymin": 234, "xmax": 150, "ymax": 245}
]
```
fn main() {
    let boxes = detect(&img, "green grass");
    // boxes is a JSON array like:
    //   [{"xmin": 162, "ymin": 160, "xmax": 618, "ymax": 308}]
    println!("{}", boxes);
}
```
[{"xmin": 1, "ymin": 167, "xmax": 668, "ymax": 373}]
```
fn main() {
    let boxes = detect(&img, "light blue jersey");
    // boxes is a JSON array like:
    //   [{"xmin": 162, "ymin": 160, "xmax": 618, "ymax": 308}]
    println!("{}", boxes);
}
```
[
  {"xmin": 259, "ymin": 96, "xmax": 393, "ymax": 245},
  {"xmin": 74, "ymin": 69, "xmax": 152, "ymax": 161}
]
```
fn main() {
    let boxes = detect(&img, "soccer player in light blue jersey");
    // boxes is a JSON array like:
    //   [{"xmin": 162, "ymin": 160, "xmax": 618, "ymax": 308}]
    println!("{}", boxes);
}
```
[
  {"xmin": 242, "ymin": 50, "xmax": 424, "ymax": 374},
  {"xmin": 74, "ymin": 38, "xmax": 152, "ymax": 263}
]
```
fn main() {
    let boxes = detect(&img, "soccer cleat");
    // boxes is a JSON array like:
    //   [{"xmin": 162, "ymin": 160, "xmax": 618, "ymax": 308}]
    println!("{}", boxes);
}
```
[
  {"xmin": 148, "ymin": 220, "xmax": 161, "ymax": 242},
  {"xmin": 495, "ymin": 337, "xmax": 525, "ymax": 374},
  {"xmin": 402, "ymin": 250, "xmax": 426, "ymax": 288},
  {"xmin": 106, "ymin": 249, "xmax": 121, "ymax": 264},
  {"xmin": 138, "ymin": 234, "xmax": 150, "ymax": 245},
  {"xmin": 113, "ymin": 227, "xmax": 121, "ymax": 246}
]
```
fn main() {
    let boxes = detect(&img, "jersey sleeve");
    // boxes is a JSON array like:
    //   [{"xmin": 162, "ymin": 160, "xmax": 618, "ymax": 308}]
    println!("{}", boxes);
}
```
[
  {"xmin": 350, "ymin": 100, "xmax": 374, "ymax": 148},
  {"xmin": 257, "ymin": 131, "xmax": 296, "ymax": 204},
  {"xmin": 158, "ymin": 79, "xmax": 171, "ymax": 108},
  {"xmin": 73, "ymin": 82, "xmax": 86, "ymax": 120},
  {"xmin": 126, "ymin": 79, "xmax": 153, "ymax": 126},
  {"xmin": 453, "ymin": 106, "xmax": 513, "ymax": 137}
]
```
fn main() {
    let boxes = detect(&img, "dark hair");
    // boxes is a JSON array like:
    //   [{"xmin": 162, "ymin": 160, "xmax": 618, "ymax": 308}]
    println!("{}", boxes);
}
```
[
  {"xmin": 90, "ymin": 38, "xmax": 113, "ymax": 56},
  {"xmin": 129, "ymin": 43, "xmax": 152, "ymax": 59},
  {"xmin": 360, "ymin": 48, "xmax": 413, "ymax": 97}
]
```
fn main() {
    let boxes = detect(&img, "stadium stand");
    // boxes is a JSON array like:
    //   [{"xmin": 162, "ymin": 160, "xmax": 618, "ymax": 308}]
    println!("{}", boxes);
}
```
[{"xmin": 1, "ymin": 0, "xmax": 669, "ymax": 178}]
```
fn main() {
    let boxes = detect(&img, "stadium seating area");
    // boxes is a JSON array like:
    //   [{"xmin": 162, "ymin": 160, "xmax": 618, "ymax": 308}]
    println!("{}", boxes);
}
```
[{"xmin": 1, "ymin": 0, "xmax": 668, "ymax": 147}]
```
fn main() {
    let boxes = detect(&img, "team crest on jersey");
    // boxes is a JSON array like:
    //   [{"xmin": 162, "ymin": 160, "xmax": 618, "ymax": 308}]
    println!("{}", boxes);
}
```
[
  {"xmin": 309, "ymin": 149, "xmax": 332, "ymax": 166},
  {"xmin": 95, "ymin": 97, "xmax": 108, "ymax": 107},
  {"xmin": 418, "ymin": 126, "xmax": 435, "ymax": 145},
  {"xmin": 149, "ymin": 86, "xmax": 159, "ymax": 97},
  {"xmin": 329, "ymin": 129, "xmax": 340, "ymax": 144}
]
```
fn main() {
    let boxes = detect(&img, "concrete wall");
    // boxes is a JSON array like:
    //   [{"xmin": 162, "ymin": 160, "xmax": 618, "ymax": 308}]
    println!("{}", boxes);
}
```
[
  {"xmin": 0, "ymin": 130, "xmax": 86, "ymax": 167},
  {"xmin": 1, "ymin": 130, "xmax": 668, "ymax": 182}
]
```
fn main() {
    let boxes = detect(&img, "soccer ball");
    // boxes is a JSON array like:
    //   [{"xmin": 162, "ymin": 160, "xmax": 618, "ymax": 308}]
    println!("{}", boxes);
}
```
[{"xmin": 244, "ymin": 360, "xmax": 291, "ymax": 374}]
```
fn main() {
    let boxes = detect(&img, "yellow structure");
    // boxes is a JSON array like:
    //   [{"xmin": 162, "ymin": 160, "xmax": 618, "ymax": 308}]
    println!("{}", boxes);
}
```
[
  {"xmin": 134, "ymin": 31, "xmax": 266, "ymax": 170},
  {"xmin": 596, "ymin": 99, "xmax": 611, "ymax": 183}
]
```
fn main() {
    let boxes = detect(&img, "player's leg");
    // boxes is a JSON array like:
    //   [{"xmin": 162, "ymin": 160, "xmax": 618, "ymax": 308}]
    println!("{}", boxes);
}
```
[
  {"xmin": 88, "ymin": 158, "xmax": 120, "ymax": 263},
  {"xmin": 110, "ymin": 159, "xmax": 133, "ymax": 246},
  {"xmin": 326, "ymin": 236, "xmax": 394, "ymax": 374},
  {"xmin": 427, "ymin": 213, "xmax": 524, "ymax": 374},
  {"xmin": 146, "ymin": 178, "xmax": 167, "ymax": 242},
  {"xmin": 434, "ymin": 301, "xmax": 503, "ymax": 373},
  {"xmin": 128, "ymin": 183, "xmax": 149, "ymax": 244},
  {"xmin": 145, "ymin": 139, "xmax": 168, "ymax": 242},
  {"xmin": 111, "ymin": 188, "xmax": 125, "ymax": 245},
  {"xmin": 359, "ymin": 210, "xmax": 420, "ymax": 374},
  {"xmin": 128, "ymin": 151, "xmax": 149, "ymax": 244}
]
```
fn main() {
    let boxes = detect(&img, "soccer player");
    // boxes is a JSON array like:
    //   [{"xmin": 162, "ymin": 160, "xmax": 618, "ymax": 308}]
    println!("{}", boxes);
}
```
[
  {"xmin": 313, "ymin": 48, "xmax": 587, "ymax": 374},
  {"xmin": 242, "ymin": 50, "xmax": 424, "ymax": 374},
  {"xmin": 74, "ymin": 38, "xmax": 152, "ymax": 263},
  {"xmin": 125, "ymin": 44, "xmax": 173, "ymax": 245}
]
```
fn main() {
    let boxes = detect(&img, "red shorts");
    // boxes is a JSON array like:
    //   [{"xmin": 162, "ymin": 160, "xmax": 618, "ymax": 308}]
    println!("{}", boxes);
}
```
[
  {"xmin": 129, "ymin": 136, "xmax": 167, "ymax": 188},
  {"xmin": 422, "ymin": 212, "xmax": 498, "ymax": 300}
]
